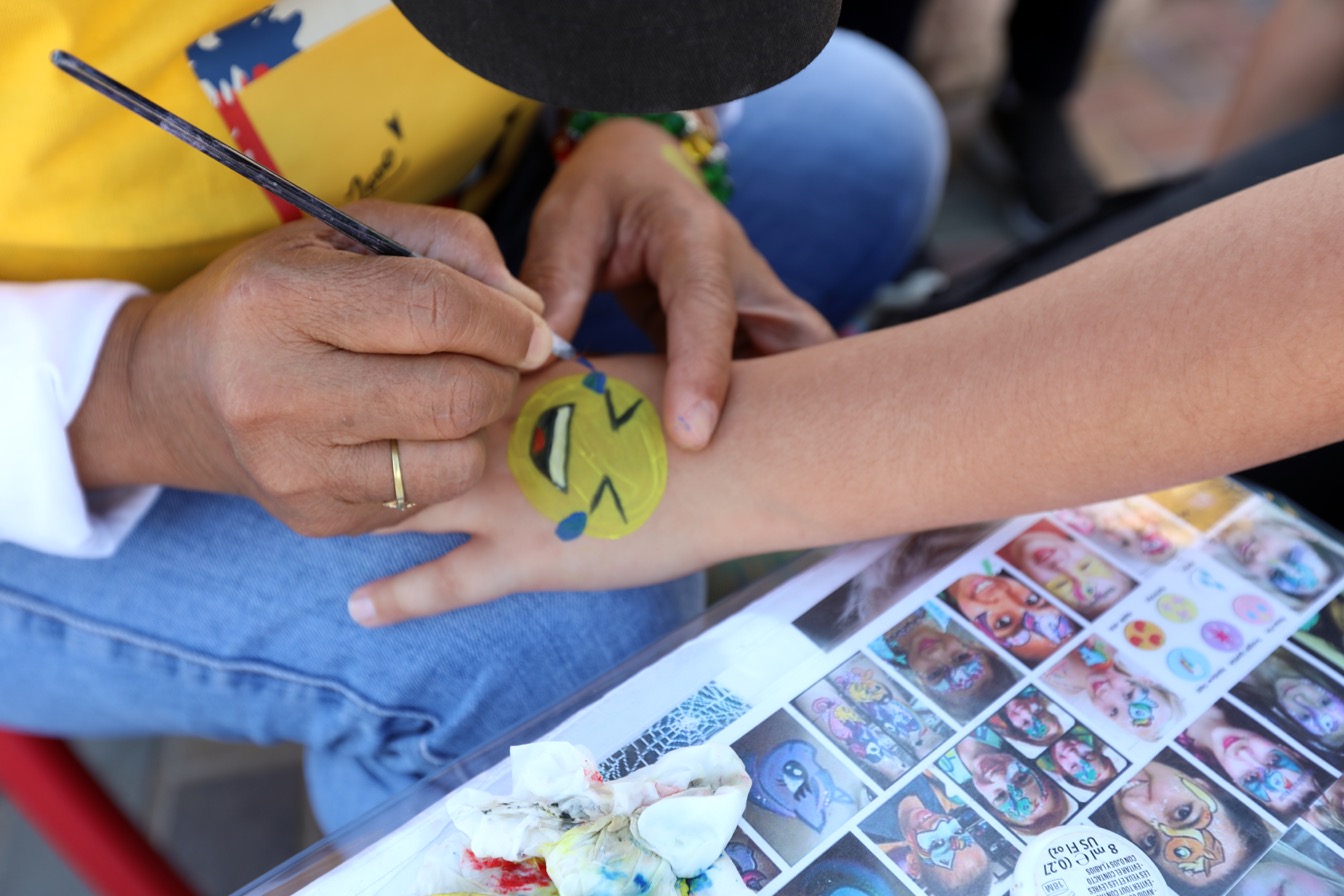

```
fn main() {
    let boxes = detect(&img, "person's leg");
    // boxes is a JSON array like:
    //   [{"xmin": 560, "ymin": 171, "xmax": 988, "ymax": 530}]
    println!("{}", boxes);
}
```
[
  {"xmin": 0, "ymin": 489, "xmax": 703, "ymax": 831},
  {"xmin": 571, "ymin": 27, "xmax": 948, "ymax": 351}
]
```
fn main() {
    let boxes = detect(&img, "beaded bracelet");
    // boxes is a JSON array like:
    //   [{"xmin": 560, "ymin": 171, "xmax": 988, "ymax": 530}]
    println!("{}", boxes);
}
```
[{"xmin": 550, "ymin": 109, "xmax": 733, "ymax": 203}]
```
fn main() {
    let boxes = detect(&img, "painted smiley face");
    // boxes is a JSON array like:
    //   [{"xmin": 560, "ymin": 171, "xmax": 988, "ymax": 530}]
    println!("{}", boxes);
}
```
[{"xmin": 508, "ymin": 372, "xmax": 667, "ymax": 540}]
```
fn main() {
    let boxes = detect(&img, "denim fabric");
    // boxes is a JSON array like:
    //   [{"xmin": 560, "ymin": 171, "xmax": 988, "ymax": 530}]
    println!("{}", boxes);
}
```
[
  {"xmin": 0, "ymin": 29, "xmax": 945, "ymax": 832},
  {"xmin": 0, "ymin": 491, "xmax": 704, "ymax": 829}
]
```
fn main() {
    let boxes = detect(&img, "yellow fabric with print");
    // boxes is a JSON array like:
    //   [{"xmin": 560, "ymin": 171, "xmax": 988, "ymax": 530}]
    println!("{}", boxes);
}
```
[{"xmin": 2, "ymin": 0, "xmax": 539, "ymax": 290}]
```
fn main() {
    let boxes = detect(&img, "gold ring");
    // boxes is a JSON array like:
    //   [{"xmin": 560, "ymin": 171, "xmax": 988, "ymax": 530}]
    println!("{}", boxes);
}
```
[{"xmin": 382, "ymin": 439, "xmax": 416, "ymax": 512}]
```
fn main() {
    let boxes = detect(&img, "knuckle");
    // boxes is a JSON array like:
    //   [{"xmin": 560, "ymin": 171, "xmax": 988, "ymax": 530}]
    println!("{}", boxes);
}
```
[
  {"xmin": 430, "ymin": 360, "xmax": 516, "ymax": 438},
  {"xmin": 441, "ymin": 435, "xmax": 488, "ymax": 496}
]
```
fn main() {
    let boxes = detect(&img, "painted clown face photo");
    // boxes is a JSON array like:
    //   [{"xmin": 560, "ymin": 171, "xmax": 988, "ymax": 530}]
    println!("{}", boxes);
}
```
[{"xmin": 508, "ymin": 372, "xmax": 666, "ymax": 540}]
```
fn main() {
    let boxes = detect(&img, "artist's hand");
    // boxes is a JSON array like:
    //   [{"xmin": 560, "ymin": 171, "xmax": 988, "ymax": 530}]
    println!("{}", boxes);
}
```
[
  {"xmin": 522, "ymin": 117, "xmax": 835, "ymax": 451},
  {"xmin": 346, "ymin": 356, "xmax": 735, "ymax": 626},
  {"xmin": 70, "ymin": 199, "xmax": 555, "ymax": 537}
]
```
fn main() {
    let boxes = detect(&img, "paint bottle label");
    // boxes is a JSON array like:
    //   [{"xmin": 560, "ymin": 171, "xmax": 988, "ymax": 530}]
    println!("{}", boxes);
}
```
[{"xmin": 1011, "ymin": 825, "xmax": 1172, "ymax": 896}]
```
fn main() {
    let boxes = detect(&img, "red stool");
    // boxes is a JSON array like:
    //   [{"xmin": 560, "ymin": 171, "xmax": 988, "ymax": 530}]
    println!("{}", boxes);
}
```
[{"xmin": 0, "ymin": 731, "xmax": 198, "ymax": 896}]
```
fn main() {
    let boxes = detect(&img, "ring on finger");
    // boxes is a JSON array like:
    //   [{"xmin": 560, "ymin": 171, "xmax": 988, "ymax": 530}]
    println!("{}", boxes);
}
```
[{"xmin": 382, "ymin": 439, "xmax": 416, "ymax": 512}]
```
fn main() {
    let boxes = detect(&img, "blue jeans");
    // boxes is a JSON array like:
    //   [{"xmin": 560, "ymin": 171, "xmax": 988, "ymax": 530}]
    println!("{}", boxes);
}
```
[{"xmin": 0, "ymin": 31, "xmax": 943, "ymax": 833}]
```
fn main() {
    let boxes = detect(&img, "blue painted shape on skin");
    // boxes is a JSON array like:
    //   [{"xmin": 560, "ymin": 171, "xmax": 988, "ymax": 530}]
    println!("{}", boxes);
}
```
[
  {"xmin": 556, "ymin": 512, "xmax": 587, "ymax": 541},
  {"xmin": 582, "ymin": 372, "xmax": 608, "ymax": 394},
  {"xmin": 633, "ymin": 874, "xmax": 650, "ymax": 893}
]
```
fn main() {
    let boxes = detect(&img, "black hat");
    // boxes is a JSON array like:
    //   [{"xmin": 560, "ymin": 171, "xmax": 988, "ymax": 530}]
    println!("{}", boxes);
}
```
[{"xmin": 390, "ymin": 0, "xmax": 842, "ymax": 113}]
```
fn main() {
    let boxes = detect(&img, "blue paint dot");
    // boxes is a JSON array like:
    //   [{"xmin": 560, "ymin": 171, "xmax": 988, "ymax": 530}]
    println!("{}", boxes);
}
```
[
  {"xmin": 633, "ymin": 874, "xmax": 649, "ymax": 893},
  {"xmin": 556, "ymin": 512, "xmax": 587, "ymax": 541},
  {"xmin": 582, "ymin": 372, "xmax": 608, "ymax": 394}
]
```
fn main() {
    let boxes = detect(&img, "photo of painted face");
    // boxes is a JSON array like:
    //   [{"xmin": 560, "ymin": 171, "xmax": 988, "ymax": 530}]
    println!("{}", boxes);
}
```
[
  {"xmin": 1043, "ymin": 636, "xmax": 1185, "ymax": 742},
  {"xmin": 871, "ymin": 603, "xmax": 1020, "ymax": 724},
  {"xmin": 1055, "ymin": 496, "xmax": 1192, "ymax": 569},
  {"xmin": 1229, "ymin": 833, "xmax": 1344, "ymax": 896},
  {"xmin": 734, "ymin": 711, "xmax": 873, "ymax": 864},
  {"xmin": 1231, "ymin": 647, "xmax": 1344, "ymax": 768},
  {"xmin": 1294, "ymin": 591, "xmax": 1344, "ymax": 675},
  {"xmin": 1147, "ymin": 478, "xmax": 1251, "ymax": 532},
  {"xmin": 984, "ymin": 686, "xmax": 1074, "ymax": 753},
  {"xmin": 1091, "ymin": 749, "xmax": 1277, "ymax": 896},
  {"xmin": 724, "ymin": 830, "xmax": 781, "ymax": 893},
  {"xmin": 793, "ymin": 525, "xmax": 998, "ymax": 651},
  {"xmin": 774, "ymin": 834, "xmax": 915, "ymax": 896},
  {"xmin": 938, "ymin": 727, "xmax": 1077, "ymax": 839},
  {"xmin": 793, "ymin": 679, "xmax": 914, "ymax": 789},
  {"xmin": 826, "ymin": 654, "xmax": 953, "ymax": 762},
  {"xmin": 1206, "ymin": 511, "xmax": 1344, "ymax": 608},
  {"xmin": 997, "ymin": 520, "xmax": 1136, "ymax": 620},
  {"xmin": 1036, "ymin": 725, "xmax": 1126, "ymax": 796},
  {"xmin": 858, "ymin": 772, "xmax": 1016, "ymax": 896},
  {"xmin": 1177, "ymin": 699, "xmax": 1329, "ymax": 823},
  {"xmin": 939, "ymin": 569, "xmax": 1079, "ymax": 666},
  {"xmin": 1302, "ymin": 777, "xmax": 1344, "ymax": 851}
]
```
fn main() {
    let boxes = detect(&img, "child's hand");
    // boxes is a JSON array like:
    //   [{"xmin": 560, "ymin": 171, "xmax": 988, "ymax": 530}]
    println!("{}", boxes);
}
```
[{"xmin": 346, "ymin": 356, "xmax": 725, "ymax": 626}]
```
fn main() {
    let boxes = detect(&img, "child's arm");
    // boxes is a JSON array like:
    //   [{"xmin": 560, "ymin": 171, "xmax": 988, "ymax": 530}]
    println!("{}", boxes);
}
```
[{"xmin": 351, "ymin": 152, "xmax": 1344, "ymax": 626}]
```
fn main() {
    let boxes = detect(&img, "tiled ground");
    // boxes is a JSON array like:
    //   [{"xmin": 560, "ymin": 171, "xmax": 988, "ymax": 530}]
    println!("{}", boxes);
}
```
[{"xmin": 0, "ymin": 1, "xmax": 1278, "ymax": 894}]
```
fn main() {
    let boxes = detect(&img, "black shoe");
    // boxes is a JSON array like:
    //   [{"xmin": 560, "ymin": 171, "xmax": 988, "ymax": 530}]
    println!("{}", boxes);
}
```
[{"xmin": 986, "ymin": 82, "xmax": 1100, "ymax": 234}]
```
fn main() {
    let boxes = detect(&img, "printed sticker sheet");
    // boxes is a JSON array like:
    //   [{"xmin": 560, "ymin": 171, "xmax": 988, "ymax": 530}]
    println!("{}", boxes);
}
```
[{"xmin": 296, "ymin": 480, "xmax": 1344, "ymax": 896}]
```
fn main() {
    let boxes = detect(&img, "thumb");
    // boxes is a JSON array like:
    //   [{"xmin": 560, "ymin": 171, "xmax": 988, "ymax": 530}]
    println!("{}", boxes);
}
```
[
  {"xmin": 346, "ymin": 540, "xmax": 515, "ymax": 626},
  {"xmin": 520, "ymin": 195, "xmax": 610, "ymax": 339}
]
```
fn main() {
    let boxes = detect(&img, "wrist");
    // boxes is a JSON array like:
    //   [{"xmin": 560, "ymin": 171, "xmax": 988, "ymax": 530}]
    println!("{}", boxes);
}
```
[
  {"xmin": 551, "ymin": 109, "xmax": 732, "ymax": 202},
  {"xmin": 68, "ymin": 293, "xmax": 179, "ymax": 489}
]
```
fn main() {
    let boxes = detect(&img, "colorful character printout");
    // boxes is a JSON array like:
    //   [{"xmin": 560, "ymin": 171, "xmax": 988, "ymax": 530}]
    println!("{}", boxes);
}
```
[
  {"xmin": 937, "ymin": 726, "xmax": 1077, "ymax": 840},
  {"xmin": 793, "ymin": 679, "xmax": 912, "ymax": 788},
  {"xmin": 1147, "ymin": 479, "xmax": 1251, "ymax": 532},
  {"xmin": 733, "ymin": 711, "xmax": 872, "ymax": 864},
  {"xmin": 774, "ymin": 834, "xmax": 915, "ymax": 896},
  {"xmin": 1043, "ymin": 636, "xmax": 1186, "ymax": 743},
  {"xmin": 1177, "ymin": 699, "xmax": 1329, "ymax": 823},
  {"xmin": 1230, "ymin": 646, "xmax": 1344, "ymax": 768},
  {"xmin": 858, "ymin": 772, "xmax": 1016, "ymax": 896},
  {"xmin": 938, "ymin": 567, "xmax": 1079, "ymax": 666},
  {"xmin": 1034, "ymin": 724, "xmax": 1126, "ymax": 797},
  {"xmin": 1090, "ymin": 749, "xmax": 1277, "ymax": 896},
  {"xmin": 825, "ymin": 654, "xmax": 952, "ymax": 762},
  {"xmin": 723, "ymin": 831, "xmax": 780, "ymax": 892},
  {"xmin": 1055, "ymin": 496, "xmax": 1192, "ymax": 569},
  {"xmin": 997, "ymin": 519, "xmax": 1137, "ymax": 619},
  {"xmin": 1205, "ymin": 508, "xmax": 1344, "ymax": 609},
  {"xmin": 870, "ymin": 602, "xmax": 1020, "ymax": 724},
  {"xmin": 509, "ymin": 372, "xmax": 666, "ymax": 541}
]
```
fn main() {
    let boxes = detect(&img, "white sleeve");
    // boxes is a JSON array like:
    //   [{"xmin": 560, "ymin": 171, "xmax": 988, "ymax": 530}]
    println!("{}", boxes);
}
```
[{"xmin": 0, "ymin": 280, "xmax": 161, "ymax": 557}]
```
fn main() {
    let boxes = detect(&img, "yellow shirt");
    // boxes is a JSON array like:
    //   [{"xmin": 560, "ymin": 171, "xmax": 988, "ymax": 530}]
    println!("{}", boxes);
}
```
[{"xmin": 2, "ymin": 0, "xmax": 539, "ymax": 290}]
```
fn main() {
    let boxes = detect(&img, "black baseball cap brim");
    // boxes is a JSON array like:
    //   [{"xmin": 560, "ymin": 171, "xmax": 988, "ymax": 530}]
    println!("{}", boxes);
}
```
[{"xmin": 391, "ymin": 0, "xmax": 842, "ymax": 113}]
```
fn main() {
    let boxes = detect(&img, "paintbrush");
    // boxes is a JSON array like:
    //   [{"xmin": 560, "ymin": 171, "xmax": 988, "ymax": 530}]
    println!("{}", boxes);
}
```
[{"xmin": 50, "ymin": 49, "xmax": 582, "ymax": 363}]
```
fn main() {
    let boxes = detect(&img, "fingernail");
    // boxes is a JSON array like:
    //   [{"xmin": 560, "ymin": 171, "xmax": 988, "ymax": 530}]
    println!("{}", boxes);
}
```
[
  {"xmin": 675, "ymin": 399, "xmax": 718, "ymax": 450},
  {"xmin": 523, "ymin": 318, "xmax": 554, "ymax": 370},
  {"xmin": 347, "ymin": 590, "xmax": 380, "ymax": 626}
]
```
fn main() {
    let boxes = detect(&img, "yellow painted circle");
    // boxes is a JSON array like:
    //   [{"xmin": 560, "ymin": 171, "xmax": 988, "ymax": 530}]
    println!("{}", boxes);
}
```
[{"xmin": 508, "ymin": 373, "xmax": 667, "ymax": 540}]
